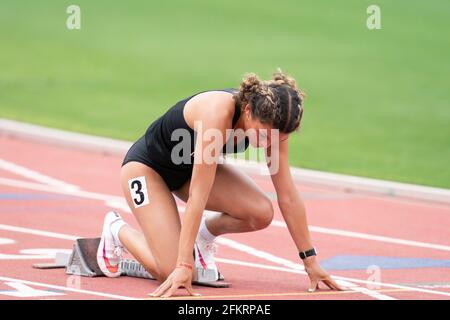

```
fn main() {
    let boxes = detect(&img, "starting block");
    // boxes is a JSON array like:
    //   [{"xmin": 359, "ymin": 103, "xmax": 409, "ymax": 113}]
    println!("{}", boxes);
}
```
[
  {"xmin": 66, "ymin": 238, "xmax": 104, "ymax": 277},
  {"xmin": 32, "ymin": 252, "xmax": 71, "ymax": 269},
  {"xmin": 33, "ymin": 237, "xmax": 230, "ymax": 288}
]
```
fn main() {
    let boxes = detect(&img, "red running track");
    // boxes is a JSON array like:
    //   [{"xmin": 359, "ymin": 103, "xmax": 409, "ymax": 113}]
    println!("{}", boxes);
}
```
[{"xmin": 0, "ymin": 134, "xmax": 449, "ymax": 300}]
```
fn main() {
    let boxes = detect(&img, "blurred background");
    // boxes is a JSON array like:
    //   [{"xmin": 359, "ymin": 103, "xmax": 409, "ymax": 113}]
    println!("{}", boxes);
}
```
[{"xmin": 0, "ymin": 0, "xmax": 449, "ymax": 188}]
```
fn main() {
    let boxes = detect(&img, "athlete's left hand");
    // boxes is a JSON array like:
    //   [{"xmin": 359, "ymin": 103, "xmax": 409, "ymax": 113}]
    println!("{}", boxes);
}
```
[
  {"xmin": 150, "ymin": 265, "xmax": 200, "ymax": 298},
  {"xmin": 303, "ymin": 257, "xmax": 344, "ymax": 292}
]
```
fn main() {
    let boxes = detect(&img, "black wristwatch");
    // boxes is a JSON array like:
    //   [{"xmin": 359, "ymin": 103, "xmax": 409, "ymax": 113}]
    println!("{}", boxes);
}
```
[{"xmin": 299, "ymin": 248, "xmax": 317, "ymax": 260}]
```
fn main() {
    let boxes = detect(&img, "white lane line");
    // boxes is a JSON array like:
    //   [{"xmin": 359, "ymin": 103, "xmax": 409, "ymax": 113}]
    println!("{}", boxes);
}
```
[
  {"xmin": 0, "ymin": 156, "xmax": 444, "ymax": 299},
  {"xmin": 333, "ymin": 279, "xmax": 396, "ymax": 300},
  {"xmin": 186, "ymin": 207, "xmax": 450, "ymax": 252},
  {"xmin": 0, "ymin": 159, "xmax": 79, "ymax": 191},
  {"xmin": 216, "ymin": 237, "xmax": 395, "ymax": 300},
  {"xmin": 0, "ymin": 223, "xmax": 391, "ymax": 299},
  {"xmin": 0, "ymin": 254, "xmax": 61, "ymax": 260},
  {"xmin": 0, "ymin": 238, "xmax": 15, "ymax": 245},
  {"xmin": 0, "ymin": 249, "xmax": 73, "ymax": 261},
  {"xmin": 418, "ymin": 284, "xmax": 450, "ymax": 289},
  {"xmin": 215, "ymin": 257, "xmax": 450, "ymax": 298},
  {"xmin": 217, "ymin": 237, "xmax": 304, "ymax": 271},
  {"xmin": 0, "ymin": 223, "xmax": 392, "ymax": 300},
  {"xmin": 0, "ymin": 224, "xmax": 77, "ymax": 241},
  {"xmin": 0, "ymin": 177, "xmax": 123, "ymax": 203},
  {"xmin": 0, "ymin": 168, "xmax": 447, "ymax": 299},
  {"xmin": 270, "ymin": 220, "xmax": 450, "ymax": 252},
  {"xmin": 1, "ymin": 223, "xmax": 449, "ymax": 298},
  {"xmin": 0, "ymin": 276, "xmax": 137, "ymax": 300},
  {"xmin": 1, "ymin": 175, "xmax": 449, "ymax": 252},
  {"xmin": 0, "ymin": 282, "xmax": 65, "ymax": 298}
]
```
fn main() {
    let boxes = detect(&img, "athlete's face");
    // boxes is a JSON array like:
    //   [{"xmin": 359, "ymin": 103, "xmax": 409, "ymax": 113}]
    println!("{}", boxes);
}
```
[{"xmin": 243, "ymin": 105, "xmax": 289, "ymax": 148}]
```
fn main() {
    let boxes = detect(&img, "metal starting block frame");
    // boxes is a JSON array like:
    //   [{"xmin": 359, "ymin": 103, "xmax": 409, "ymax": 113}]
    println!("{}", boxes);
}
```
[{"xmin": 33, "ymin": 237, "xmax": 230, "ymax": 288}]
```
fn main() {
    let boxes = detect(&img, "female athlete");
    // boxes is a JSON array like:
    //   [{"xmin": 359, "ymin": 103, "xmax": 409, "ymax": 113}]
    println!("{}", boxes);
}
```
[{"xmin": 96, "ymin": 69, "xmax": 343, "ymax": 298}]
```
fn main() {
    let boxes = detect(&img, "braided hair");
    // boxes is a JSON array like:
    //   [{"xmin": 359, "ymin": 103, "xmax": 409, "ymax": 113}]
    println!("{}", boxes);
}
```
[{"xmin": 232, "ymin": 69, "xmax": 305, "ymax": 134}]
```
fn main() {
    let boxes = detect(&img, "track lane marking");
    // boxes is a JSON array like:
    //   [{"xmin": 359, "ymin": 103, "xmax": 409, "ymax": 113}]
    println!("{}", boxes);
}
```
[
  {"xmin": 1, "ymin": 176, "xmax": 449, "ymax": 252},
  {"xmin": 1, "ymin": 223, "xmax": 449, "ymax": 298},
  {"xmin": 214, "ymin": 257, "xmax": 450, "ymax": 298},
  {"xmin": 147, "ymin": 288, "xmax": 411, "ymax": 300},
  {"xmin": 0, "ymin": 276, "xmax": 138, "ymax": 300},
  {"xmin": 216, "ymin": 238, "xmax": 396, "ymax": 300},
  {"xmin": 0, "ymin": 224, "xmax": 77, "ymax": 241},
  {"xmin": 0, "ymin": 159, "xmax": 79, "ymax": 191},
  {"xmin": 271, "ymin": 220, "xmax": 450, "ymax": 252},
  {"xmin": 0, "ymin": 164, "xmax": 448, "ymax": 299}
]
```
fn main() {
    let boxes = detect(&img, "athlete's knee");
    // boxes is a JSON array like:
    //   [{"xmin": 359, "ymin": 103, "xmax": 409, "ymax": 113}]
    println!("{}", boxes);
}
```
[{"xmin": 248, "ymin": 197, "xmax": 274, "ymax": 231}]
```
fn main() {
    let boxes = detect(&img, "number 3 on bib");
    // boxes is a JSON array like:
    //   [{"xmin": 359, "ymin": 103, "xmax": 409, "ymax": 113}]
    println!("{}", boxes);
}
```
[{"xmin": 128, "ymin": 176, "xmax": 150, "ymax": 208}]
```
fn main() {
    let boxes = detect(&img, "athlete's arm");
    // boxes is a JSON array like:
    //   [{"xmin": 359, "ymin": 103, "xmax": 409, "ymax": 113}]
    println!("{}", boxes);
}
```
[
  {"xmin": 266, "ymin": 138, "xmax": 314, "ymax": 251},
  {"xmin": 266, "ymin": 139, "xmax": 343, "ymax": 292},
  {"xmin": 151, "ymin": 98, "xmax": 231, "ymax": 298},
  {"xmin": 177, "ymin": 111, "xmax": 229, "ymax": 266}
]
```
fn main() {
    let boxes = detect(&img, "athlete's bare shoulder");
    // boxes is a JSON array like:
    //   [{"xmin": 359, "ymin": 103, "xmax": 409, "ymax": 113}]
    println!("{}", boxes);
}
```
[{"xmin": 183, "ymin": 90, "xmax": 236, "ymax": 130}]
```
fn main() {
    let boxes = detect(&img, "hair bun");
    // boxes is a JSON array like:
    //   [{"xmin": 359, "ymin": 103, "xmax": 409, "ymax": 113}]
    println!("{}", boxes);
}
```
[
  {"xmin": 241, "ymin": 73, "xmax": 261, "ymax": 93},
  {"xmin": 272, "ymin": 68, "xmax": 298, "ymax": 89},
  {"xmin": 272, "ymin": 68, "xmax": 305, "ymax": 100}
]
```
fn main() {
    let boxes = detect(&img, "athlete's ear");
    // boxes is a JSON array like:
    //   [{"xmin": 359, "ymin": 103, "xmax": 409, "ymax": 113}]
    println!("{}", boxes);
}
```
[{"xmin": 244, "ymin": 104, "xmax": 251, "ymax": 120}]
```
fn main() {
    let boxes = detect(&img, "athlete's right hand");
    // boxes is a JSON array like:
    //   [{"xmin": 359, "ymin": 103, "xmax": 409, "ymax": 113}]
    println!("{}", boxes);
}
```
[{"xmin": 150, "ymin": 265, "xmax": 201, "ymax": 298}]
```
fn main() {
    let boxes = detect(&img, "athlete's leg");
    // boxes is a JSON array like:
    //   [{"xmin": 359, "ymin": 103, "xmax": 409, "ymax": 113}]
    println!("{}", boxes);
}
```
[
  {"xmin": 119, "ymin": 161, "xmax": 182, "ymax": 281},
  {"xmin": 173, "ymin": 162, "xmax": 274, "ymax": 236}
]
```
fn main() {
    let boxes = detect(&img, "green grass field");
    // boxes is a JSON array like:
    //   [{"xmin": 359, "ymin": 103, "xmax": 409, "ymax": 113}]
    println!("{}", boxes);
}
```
[{"xmin": 1, "ymin": 1, "xmax": 449, "ymax": 188}]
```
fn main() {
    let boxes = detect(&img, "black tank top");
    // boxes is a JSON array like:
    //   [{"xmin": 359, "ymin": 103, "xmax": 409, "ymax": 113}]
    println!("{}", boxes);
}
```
[{"xmin": 145, "ymin": 88, "xmax": 249, "ymax": 171}]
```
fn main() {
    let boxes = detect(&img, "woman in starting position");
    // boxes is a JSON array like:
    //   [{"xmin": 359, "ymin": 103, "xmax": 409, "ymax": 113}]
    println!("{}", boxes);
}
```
[{"xmin": 96, "ymin": 69, "xmax": 343, "ymax": 297}]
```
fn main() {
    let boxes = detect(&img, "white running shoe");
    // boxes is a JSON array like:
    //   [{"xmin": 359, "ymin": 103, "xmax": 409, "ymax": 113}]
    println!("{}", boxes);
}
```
[
  {"xmin": 96, "ymin": 211, "xmax": 125, "ymax": 278},
  {"xmin": 194, "ymin": 233, "xmax": 220, "ymax": 281}
]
